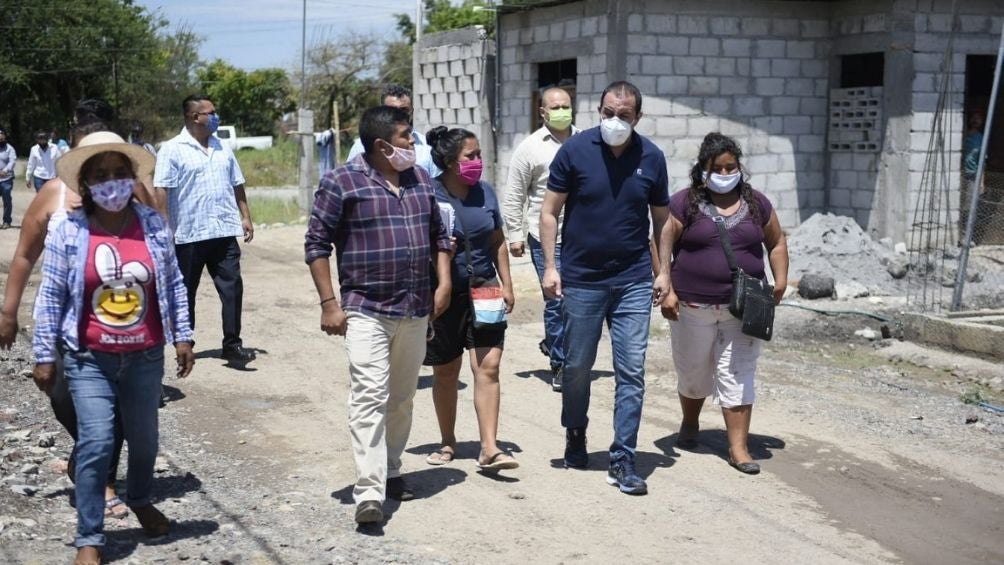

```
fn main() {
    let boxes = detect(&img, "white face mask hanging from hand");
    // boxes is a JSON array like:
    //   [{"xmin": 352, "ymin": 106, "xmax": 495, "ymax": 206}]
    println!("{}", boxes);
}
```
[{"xmin": 702, "ymin": 171, "xmax": 741, "ymax": 194}]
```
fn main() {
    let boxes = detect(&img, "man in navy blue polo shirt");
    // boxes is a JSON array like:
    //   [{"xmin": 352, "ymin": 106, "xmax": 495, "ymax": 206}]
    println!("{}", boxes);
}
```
[{"xmin": 540, "ymin": 81, "xmax": 670, "ymax": 495}]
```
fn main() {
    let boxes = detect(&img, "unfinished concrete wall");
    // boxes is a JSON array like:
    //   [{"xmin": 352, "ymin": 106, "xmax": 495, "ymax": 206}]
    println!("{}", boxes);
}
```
[
  {"xmin": 413, "ymin": 27, "xmax": 497, "ymax": 184},
  {"xmin": 496, "ymin": 1, "xmax": 612, "ymax": 193},
  {"xmin": 623, "ymin": 0, "xmax": 832, "ymax": 229},
  {"xmin": 489, "ymin": 0, "xmax": 1004, "ymax": 239},
  {"xmin": 498, "ymin": 0, "xmax": 833, "ymax": 230},
  {"xmin": 827, "ymin": 2, "xmax": 894, "ymax": 236},
  {"xmin": 906, "ymin": 2, "xmax": 1004, "ymax": 245}
]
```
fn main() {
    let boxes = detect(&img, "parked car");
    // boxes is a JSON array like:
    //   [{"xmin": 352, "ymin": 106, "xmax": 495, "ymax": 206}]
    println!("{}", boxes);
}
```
[{"xmin": 216, "ymin": 125, "xmax": 273, "ymax": 151}]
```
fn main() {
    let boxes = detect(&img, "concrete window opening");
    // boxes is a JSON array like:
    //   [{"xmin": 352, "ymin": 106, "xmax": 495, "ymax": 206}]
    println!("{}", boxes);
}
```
[
  {"xmin": 840, "ymin": 52, "xmax": 885, "ymax": 88},
  {"xmin": 962, "ymin": 54, "xmax": 1004, "ymax": 245}
]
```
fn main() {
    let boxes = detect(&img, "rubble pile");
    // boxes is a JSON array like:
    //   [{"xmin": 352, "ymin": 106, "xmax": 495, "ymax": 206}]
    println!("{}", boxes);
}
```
[{"xmin": 786, "ymin": 213, "xmax": 905, "ymax": 296}]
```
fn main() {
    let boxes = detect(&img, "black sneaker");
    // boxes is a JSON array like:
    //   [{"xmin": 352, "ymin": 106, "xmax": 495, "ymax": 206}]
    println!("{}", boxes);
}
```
[
  {"xmin": 538, "ymin": 339, "xmax": 550, "ymax": 358},
  {"xmin": 355, "ymin": 500, "xmax": 383, "ymax": 523},
  {"xmin": 607, "ymin": 458, "xmax": 648, "ymax": 495},
  {"xmin": 564, "ymin": 427, "xmax": 588, "ymax": 469},
  {"xmin": 551, "ymin": 366, "xmax": 563, "ymax": 392},
  {"xmin": 386, "ymin": 477, "xmax": 415, "ymax": 501},
  {"xmin": 222, "ymin": 346, "xmax": 256, "ymax": 363}
]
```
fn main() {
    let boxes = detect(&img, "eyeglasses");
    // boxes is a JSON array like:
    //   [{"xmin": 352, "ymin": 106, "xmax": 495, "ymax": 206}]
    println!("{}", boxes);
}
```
[{"xmin": 194, "ymin": 111, "xmax": 217, "ymax": 117}]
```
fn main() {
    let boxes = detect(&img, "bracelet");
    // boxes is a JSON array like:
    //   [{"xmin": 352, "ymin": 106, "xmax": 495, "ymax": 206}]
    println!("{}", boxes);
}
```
[{"xmin": 319, "ymin": 296, "xmax": 338, "ymax": 306}]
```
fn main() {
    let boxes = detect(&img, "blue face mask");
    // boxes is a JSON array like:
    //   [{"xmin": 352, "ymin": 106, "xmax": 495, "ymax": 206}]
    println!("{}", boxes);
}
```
[{"xmin": 207, "ymin": 113, "xmax": 220, "ymax": 134}]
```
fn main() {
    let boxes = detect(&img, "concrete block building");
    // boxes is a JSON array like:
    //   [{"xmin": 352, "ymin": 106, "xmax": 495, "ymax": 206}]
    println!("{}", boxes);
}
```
[{"xmin": 413, "ymin": 0, "xmax": 1004, "ymax": 242}]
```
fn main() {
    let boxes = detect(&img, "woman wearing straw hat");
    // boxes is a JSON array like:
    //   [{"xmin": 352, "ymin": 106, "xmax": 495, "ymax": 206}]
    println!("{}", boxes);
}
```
[
  {"xmin": 32, "ymin": 131, "xmax": 194, "ymax": 565},
  {"xmin": 0, "ymin": 122, "xmax": 163, "ymax": 523}
]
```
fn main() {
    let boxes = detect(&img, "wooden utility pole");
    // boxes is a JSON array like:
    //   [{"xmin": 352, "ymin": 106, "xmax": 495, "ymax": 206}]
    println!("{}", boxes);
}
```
[{"xmin": 332, "ymin": 100, "xmax": 341, "ymax": 165}]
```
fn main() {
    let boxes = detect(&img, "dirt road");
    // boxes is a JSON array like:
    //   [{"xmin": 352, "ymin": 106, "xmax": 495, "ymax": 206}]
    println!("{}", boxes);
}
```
[{"xmin": 1, "ymin": 186, "xmax": 1002, "ymax": 564}]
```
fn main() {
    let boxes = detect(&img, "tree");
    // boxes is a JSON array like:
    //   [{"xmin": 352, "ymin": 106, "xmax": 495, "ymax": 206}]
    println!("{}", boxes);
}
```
[
  {"xmin": 299, "ymin": 32, "xmax": 385, "ymax": 134},
  {"xmin": 197, "ymin": 60, "xmax": 295, "ymax": 136},
  {"xmin": 0, "ymin": 0, "xmax": 166, "ymax": 146},
  {"xmin": 395, "ymin": 0, "xmax": 495, "ymax": 44}
]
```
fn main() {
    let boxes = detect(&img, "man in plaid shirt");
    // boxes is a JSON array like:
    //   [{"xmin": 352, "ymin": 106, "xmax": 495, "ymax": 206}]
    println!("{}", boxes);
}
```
[{"xmin": 305, "ymin": 105, "xmax": 452, "ymax": 525}]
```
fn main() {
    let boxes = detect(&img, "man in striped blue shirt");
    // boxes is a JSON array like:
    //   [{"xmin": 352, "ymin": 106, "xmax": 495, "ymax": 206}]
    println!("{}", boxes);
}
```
[{"xmin": 154, "ymin": 94, "xmax": 256, "ymax": 364}]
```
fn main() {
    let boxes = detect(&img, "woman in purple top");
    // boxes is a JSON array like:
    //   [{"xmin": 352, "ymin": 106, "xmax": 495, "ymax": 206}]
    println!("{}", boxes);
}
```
[{"xmin": 656, "ymin": 132, "xmax": 789, "ymax": 475}]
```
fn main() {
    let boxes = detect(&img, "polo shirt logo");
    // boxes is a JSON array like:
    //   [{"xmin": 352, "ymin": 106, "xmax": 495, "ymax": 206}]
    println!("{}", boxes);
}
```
[{"xmin": 636, "ymin": 168, "xmax": 644, "ymax": 176}]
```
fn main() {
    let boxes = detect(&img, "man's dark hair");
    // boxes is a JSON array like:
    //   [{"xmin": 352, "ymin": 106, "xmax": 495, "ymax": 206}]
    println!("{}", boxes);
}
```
[
  {"xmin": 75, "ymin": 98, "xmax": 114, "ymax": 126},
  {"xmin": 70, "ymin": 121, "xmax": 111, "ymax": 148},
  {"xmin": 599, "ymin": 81, "xmax": 643, "ymax": 114},
  {"xmin": 182, "ymin": 94, "xmax": 213, "ymax": 115},
  {"xmin": 359, "ymin": 106, "xmax": 412, "ymax": 154},
  {"xmin": 380, "ymin": 84, "xmax": 412, "ymax": 102},
  {"xmin": 35, "ymin": 130, "xmax": 48, "ymax": 140}
]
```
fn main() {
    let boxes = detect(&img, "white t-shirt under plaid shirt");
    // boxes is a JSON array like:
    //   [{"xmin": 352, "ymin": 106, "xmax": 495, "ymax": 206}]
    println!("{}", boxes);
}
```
[{"xmin": 153, "ymin": 127, "xmax": 246, "ymax": 245}]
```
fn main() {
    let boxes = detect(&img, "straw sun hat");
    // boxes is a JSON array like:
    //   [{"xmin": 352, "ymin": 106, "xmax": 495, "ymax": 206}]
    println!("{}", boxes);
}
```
[{"xmin": 56, "ymin": 131, "xmax": 155, "ymax": 192}]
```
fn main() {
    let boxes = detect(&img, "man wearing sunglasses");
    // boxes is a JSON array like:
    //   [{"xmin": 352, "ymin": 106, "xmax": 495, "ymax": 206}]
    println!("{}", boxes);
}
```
[{"xmin": 154, "ymin": 94, "xmax": 256, "ymax": 365}]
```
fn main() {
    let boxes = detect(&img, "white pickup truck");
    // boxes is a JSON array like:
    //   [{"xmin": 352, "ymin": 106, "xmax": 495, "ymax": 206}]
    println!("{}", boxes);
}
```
[{"xmin": 216, "ymin": 125, "xmax": 273, "ymax": 151}]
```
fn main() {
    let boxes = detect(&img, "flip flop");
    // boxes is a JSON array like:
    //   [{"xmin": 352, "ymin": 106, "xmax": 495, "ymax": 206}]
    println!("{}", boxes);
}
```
[
  {"xmin": 477, "ymin": 451, "xmax": 519, "ymax": 471},
  {"xmin": 425, "ymin": 447, "xmax": 455, "ymax": 466},
  {"xmin": 105, "ymin": 496, "xmax": 129, "ymax": 519}
]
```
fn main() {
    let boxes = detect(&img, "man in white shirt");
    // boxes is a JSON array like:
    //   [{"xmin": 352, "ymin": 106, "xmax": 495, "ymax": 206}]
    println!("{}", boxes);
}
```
[
  {"xmin": 502, "ymin": 87, "xmax": 577, "ymax": 391},
  {"xmin": 346, "ymin": 84, "xmax": 439, "ymax": 177},
  {"xmin": 154, "ymin": 94, "xmax": 256, "ymax": 364},
  {"xmin": 26, "ymin": 131, "xmax": 60, "ymax": 191}
]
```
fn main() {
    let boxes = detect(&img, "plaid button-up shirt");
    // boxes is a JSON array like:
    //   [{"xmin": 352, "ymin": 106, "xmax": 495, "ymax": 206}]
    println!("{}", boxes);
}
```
[{"xmin": 304, "ymin": 155, "xmax": 451, "ymax": 319}]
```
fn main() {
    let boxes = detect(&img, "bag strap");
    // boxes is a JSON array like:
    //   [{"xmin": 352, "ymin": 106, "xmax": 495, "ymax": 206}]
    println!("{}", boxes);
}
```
[
  {"xmin": 445, "ymin": 191, "xmax": 475, "ymax": 278},
  {"xmin": 707, "ymin": 204, "xmax": 740, "ymax": 274}
]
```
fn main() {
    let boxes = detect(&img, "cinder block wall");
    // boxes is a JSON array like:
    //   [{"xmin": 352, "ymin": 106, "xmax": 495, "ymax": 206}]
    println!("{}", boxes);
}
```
[
  {"xmin": 486, "ymin": 0, "xmax": 1004, "ymax": 239},
  {"xmin": 905, "ymin": 3, "xmax": 1004, "ymax": 245},
  {"xmin": 498, "ymin": 0, "xmax": 834, "ymax": 230},
  {"xmin": 413, "ymin": 27, "xmax": 497, "ymax": 185},
  {"xmin": 496, "ymin": 1, "xmax": 612, "ymax": 191}
]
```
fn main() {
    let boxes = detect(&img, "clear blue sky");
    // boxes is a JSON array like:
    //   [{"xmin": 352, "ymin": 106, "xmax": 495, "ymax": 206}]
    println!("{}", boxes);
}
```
[{"xmin": 136, "ymin": 0, "xmax": 419, "ymax": 70}]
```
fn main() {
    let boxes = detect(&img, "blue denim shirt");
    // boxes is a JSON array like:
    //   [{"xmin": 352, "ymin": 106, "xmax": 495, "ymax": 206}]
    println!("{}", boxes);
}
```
[{"xmin": 32, "ymin": 203, "xmax": 194, "ymax": 363}]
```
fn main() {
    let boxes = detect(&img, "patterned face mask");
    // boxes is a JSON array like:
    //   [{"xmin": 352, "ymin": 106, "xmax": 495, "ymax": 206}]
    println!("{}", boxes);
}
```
[{"xmin": 88, "ymin": 178, "xmax": 134, "ymax": 212}]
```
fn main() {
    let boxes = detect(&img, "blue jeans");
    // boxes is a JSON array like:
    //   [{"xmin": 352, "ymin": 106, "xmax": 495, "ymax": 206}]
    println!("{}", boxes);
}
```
[
  {"xmin": 528, "ymin": 235, "xmax": 564, "ymax": 370},
  {"xmin": 66, "ymin": 346, "xmax": 165, "ymax": 548},
  {"xmin": 0, "ymin": 178, "xmax": 12, "ymax": 224},
  {"xmin": 32, "ymin": 176, "xmax": 47, "ymax": 191},
  {"xmin": 561, "ymin": 280, "xmax": 652, "ymax": 462}
]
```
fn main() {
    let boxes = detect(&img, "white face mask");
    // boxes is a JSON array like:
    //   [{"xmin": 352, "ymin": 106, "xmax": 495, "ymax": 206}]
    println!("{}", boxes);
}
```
[
  {"xmin": 600, "ymin": 117, "xmax": 632, "ymax": 146},
  {"xmin": 382, "ymin": 141, "xmax": 416, "ymax": 172},
  {"xmin": 702, "ymin": 171, "xmax": 742, "ymax": 194}
]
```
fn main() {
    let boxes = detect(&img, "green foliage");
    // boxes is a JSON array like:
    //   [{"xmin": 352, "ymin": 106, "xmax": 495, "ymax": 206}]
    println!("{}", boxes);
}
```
[
  {"xmin": 395, "ymin": 0, "xmax": 495, "ymax": 44},
  {"xmin": 235, "ymin": 139, "xmax": 299, "ymax": 188},
  {"xmin": 197, "ymin": 60, "xmax": 295, "ymax": 136},
  {"xmin": 380, "ymin": 40, "xmax": 414, "ymax": 91},
  {"xmin": 0, "ymin": 0, "xmax": 170, "ymax": 145}
]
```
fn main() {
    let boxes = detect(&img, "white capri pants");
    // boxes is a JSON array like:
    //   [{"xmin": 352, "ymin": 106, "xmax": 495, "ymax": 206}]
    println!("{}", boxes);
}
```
[{"xmin": 670, "ymin": 303, "xmax": 763, "ymax": 408}]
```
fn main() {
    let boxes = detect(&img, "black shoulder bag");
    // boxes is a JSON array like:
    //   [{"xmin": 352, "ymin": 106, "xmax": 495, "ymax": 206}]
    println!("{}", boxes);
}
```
[
  {"xmin": 448, "ymin": 196, "xmax": 508, "ymax": 331},
  {"xmin": 709, "ymin": 208, "xmax": 775, "ymax": 341}
]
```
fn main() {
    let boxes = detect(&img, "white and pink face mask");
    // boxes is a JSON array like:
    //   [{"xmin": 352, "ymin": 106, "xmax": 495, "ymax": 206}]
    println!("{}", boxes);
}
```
[{"xmin": 88, "ymin": 178, "xmax": 134, "ymax": 212}]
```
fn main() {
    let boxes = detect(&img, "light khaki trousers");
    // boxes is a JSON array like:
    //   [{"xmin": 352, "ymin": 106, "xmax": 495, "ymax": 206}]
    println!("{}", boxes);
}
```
[{"xmin": 344, "ymin": 311, "xmax": 427, "ymax": 504}]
